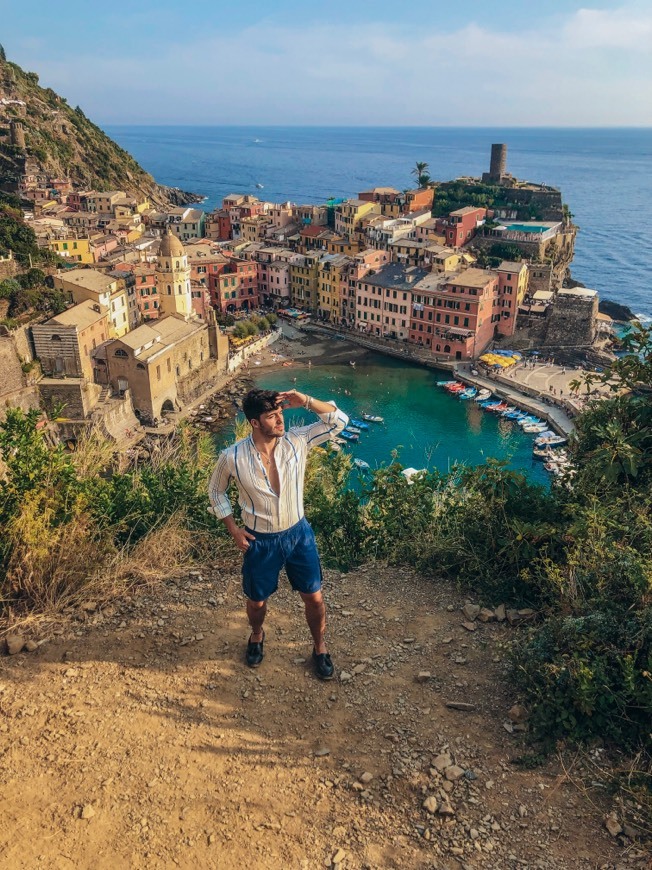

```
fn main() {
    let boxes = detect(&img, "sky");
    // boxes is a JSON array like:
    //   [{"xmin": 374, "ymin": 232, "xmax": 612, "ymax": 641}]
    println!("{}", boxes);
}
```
[{"xmin": 1, "ymin": 0, "xmax": 651, "ymax": 126}]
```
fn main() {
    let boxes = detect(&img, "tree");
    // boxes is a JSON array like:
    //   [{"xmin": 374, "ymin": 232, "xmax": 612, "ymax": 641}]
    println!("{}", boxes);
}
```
[
  {"xmin": 0, "ymin": 44, "xmax": 6, "ymax": 63},
  {"xmin": 411, "ymin": 161, "xmax": 431, "ymax": 188}
]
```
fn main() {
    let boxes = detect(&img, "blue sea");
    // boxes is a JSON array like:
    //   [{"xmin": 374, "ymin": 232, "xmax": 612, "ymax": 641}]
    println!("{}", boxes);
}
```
[{"xmin": 107, "ymin": 125, "xmax": 652, "ymax": 319}]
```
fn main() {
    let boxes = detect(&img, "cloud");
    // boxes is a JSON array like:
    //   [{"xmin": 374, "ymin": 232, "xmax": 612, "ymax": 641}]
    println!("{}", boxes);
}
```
[{"xmin": 25, "ymin": 4, "xmax": 652, "ymax": 125}]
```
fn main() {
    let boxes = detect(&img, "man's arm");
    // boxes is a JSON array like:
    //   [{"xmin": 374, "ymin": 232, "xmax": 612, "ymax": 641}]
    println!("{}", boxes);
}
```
[
  {"xmin": 278, "ymin": 389, "xmax": 349, "ymax": 448},
  {"xmin": 208, "ymin": 451, "xmax": 255, "ymax": 552}
]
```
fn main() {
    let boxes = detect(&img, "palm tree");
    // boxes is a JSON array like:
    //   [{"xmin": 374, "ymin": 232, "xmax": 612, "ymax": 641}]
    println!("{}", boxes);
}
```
[{"xmin": 411, "ymin": 161, "xmax": 431, "ymax": 188}]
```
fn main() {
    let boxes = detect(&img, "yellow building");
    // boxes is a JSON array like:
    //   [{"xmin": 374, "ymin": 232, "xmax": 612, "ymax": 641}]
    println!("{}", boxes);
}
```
[
  {"xmin": 156, "ymin": 228, "xmax": 193, "ymax": 319},
  {"xmin": 334, "ymin": 199, "xmax": 381, "ymax": 240},
  {"xmin": 53, "ymin": 268, "xmax": 130, "ymax": 338},
  {"xmin": 497, "ymin": 260, "xmax": 529, "ymax": 307},
  {"xmin": 425, "ymin": 245, "xmax": 463, "ymax": 272},
  {"xmin": 317, "ymin": 254, "xmax": 350, "ymax": 323},
  {"xmin": 290, "ymin": 253, "xmax": 321, "ymax": 312},
  {"xmin": 48, "ymin": 237, "xmax": 94, "ymax": 264}
]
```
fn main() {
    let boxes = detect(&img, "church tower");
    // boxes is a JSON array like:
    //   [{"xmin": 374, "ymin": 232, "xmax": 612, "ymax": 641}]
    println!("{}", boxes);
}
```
[{"xmin": 156, "ymin": 227, "xmax": 193, "ymax": 318}]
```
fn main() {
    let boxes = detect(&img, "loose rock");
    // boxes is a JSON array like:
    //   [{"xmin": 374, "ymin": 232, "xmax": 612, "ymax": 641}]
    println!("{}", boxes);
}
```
[
  {"xmin": 462, "ymin": 603, "xmax": 480, "ymax": 621},
  {"xmin": 422, "ymin": 796, "xmax": 438, "ymax": 813},
  {"xmin": 604, "ymin": 813, "xmax": 622, "ymax": 838},
  {"xmin": 5, "ymin": 635, "xmax": 25, "ymax": 655}
]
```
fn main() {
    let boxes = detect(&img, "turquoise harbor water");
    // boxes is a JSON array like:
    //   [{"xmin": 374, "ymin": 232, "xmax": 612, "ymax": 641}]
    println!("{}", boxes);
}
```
[{"xmin": 253, "ymin": 355, "xmax": 549, "ymax": 485}]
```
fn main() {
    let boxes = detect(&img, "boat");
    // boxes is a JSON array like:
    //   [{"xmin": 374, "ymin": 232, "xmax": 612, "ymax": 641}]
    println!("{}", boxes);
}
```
[
  {"xmin": 499, "ymin": 406, "xmax": 517, "ymax": 416},
  {"xmin": 518, "ymin": 416, "xmax": 542, "ymax": 427},
  {"xmin": 339, "ymin": 430, "xmax": 359, "ymax": 442},
  {"xmin": 474, "ymin": 389, "xmax": 492, "ymax": 401},
  {"xmin": 255, "ymin": 182, "xmax": 264, "ymax": 189},
  {"xmin": 522, "ymin": 423, "xmax": 549, "ymax": 434},
  {"xmin": 353, "ymin": 458, "xmax": 370, "ymax": 470},
  {"xmin": 487, "ymin": 402, "xmax": 509, "ymax": 413},
  {"xmin": 345, "ymin": 426, "xmax": 362, "ymax": 435},
  {"xmin": 534, "ymin": 433, "xmax": 567, "ymax": 448},
  {"xmin": 437, "ymin": 380, "xmax": 458, "ymax": 388},
  {"xmin": 459, "ymin": 387, "xmax": 478, "ymax": 400},
  {"xmin": 445, "ymin": 382, "xmax": 465, "ymax": 392},
  {"xmin": 402, "ymin": 467, "xmax": 426, "ymax": 484},
  {"xmin": 348, "ymin": 418, "xmax": 370, "ymax": 430},
  {"xmin": 362, "ymin": 414, "xmax": 384, "ymax": 423}
]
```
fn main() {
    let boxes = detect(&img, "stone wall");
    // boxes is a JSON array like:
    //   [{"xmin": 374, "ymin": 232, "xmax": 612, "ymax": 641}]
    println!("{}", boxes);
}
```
[
  {"xmin": 0, "ymin": 335, "xmax": 26, "ymax": 397},
  {"xmin": 177, "ymin": 357, "xmax": 229, "ymax": 406},
  {"xmin": 545, "ymin": 293, "xmax": 597, "ymax": 350},
  {"xmin": 0, "ymin": 385, "xmax": 40, "ymax": 423},
  {"xmin": 39, "ymin": 378, "xmax": 102, "ymax": 420}
]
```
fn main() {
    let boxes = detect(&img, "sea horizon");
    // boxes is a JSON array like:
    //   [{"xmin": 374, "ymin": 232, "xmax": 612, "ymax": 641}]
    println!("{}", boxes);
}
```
[{"xmin": 107, "ymin": 125, "xmax": 652, "ymax": 318}]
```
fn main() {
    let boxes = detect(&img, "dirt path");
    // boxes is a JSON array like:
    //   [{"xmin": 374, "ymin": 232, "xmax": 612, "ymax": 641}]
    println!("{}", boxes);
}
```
[{"xmin": 0, "ymin": 562, "xmax": 644, "ymax": 869}]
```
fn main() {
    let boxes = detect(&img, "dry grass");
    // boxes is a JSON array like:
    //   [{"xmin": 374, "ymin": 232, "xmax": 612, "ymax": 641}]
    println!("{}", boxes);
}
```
[
  {"xmin": 557, "ymin": 747, "xmax": 652, "ymax": 856},
  {"xmin": 1, "ymin": 508, "xmax": 230, "ymax": 639}
]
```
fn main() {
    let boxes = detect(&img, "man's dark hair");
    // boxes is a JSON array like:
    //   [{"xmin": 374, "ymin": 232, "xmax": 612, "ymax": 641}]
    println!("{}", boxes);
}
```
[{"xmin": 242, "ymin": 388, "xmax": 281, "ymax": 421}]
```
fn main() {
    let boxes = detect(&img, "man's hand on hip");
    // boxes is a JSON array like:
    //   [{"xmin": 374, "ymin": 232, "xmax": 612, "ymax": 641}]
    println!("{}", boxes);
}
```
[{"xmin": 231, "ymin": 526, "xmax": 256, "ymax": 553}]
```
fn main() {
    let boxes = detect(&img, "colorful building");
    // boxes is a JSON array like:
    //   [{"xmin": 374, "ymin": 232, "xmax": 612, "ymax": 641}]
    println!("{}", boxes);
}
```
[
  {"xmin": 355, "ymin": 263, "xmax": 427, "ymax": 340},
  {"xmin": 436, "ymin": 206, "xmax": 486, "ymax": 248},
  {"xmin": 334, "ymin": 199, "xmax": 381, "ymax": 241},
  {"xmin": 317, "ymin": 254, "xmax": 350, "ymax": 322},
  {"xmin": 358, "ymin": 186, "xmax": 434, "ymax": 218},
  {"xmin": 290, "ymin": 253, "xmax": 321, "ymax": 312},
  {"xmin": 32, "ymin": 300, "xmax": 110, "ymax": 381},
  {"xmin": 53, "ymin": 268, "xmax": 130, "ymax": 339}
]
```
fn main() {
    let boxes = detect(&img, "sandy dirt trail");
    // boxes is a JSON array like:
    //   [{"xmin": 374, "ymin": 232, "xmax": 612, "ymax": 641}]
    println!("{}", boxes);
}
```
[{"xmin": 0, "ymin": 562, "xmax": 642, "ymax": 869}]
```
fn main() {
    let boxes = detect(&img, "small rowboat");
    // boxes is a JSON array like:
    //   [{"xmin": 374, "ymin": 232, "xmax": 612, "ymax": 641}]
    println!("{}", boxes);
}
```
[
  {"xmin": 339, "ymin": 430, "xmax": 359, "ymax": 442},
  {"xmin": 362, "ymin": 414, "xmax": 384, "ymax": 423},
  {"xmin": 345, "ymin": 426, "xmax": 362, "ymax": 435},
  {"xmin": 353, "ymin": 458, "xmax": 370, "ymax": 470},
  {"xmin": 348, "ymin": 418, "xmax": 370, "ymax": 430}
]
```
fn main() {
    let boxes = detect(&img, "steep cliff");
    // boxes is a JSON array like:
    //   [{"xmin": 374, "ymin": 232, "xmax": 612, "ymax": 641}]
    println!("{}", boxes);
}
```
[{"xmin": 0, "ymin": 52, "xmax": 201, "ymax": 208}]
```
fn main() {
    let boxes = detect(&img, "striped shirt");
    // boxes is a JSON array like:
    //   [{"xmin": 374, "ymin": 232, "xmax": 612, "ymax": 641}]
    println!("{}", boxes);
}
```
[{"xmin": 208, "ymin": 404, "xmax": 349, "ymax": 533}]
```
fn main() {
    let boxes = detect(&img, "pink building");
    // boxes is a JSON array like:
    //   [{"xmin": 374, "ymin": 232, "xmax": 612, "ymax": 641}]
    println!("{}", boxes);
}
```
[
  {"xmin": 355, "ymin": 262, "xmax": 425, "ymax": 339},
  {"xmin": 409, "ymin": 268, "xmax": 500, "ymax": 360},
  {"xmin": 436, "ymin": 206, "xmax": 486, "ymax": 248}
]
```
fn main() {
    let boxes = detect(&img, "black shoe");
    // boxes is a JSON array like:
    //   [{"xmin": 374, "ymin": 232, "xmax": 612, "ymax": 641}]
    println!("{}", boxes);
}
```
[
  {"xmin": 246, "ymin": 630, "xmax": 264, "ymax": 668},
  {"xmin": 312, "ymin": 649, "xmax": 334, "ymax": 680}
]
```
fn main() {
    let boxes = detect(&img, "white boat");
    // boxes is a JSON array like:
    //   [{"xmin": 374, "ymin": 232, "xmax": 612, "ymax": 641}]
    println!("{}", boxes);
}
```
[
  {"xmin": 362, "ymin": 414, "xmax": 384, "ymax": 423},
  {"xmin": 522, "ymin": 423, "xmax": 549, "ymax": 434},
  {"xmin": 475, "ymin": 389, "xmax": 492, "ymax": 401},
  {"xmin": 534, "ymin": 433, "xmax": 567, "ymax": 448},
  {"xmin": 353, "ymin": 458, "xmax": 370, "ymax": 470},
  {"xmin": 345, "ymin": 426, "xmax": 362, "ymax": 435},
  {"xmin": 402, "ymin": 467, "xmax": 427, "ymax": 484}
]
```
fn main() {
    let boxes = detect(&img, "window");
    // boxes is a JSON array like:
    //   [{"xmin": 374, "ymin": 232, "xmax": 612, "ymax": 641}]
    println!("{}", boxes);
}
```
[
  {"xmin": 114, "ymin": 349, "xmax": 128, "ymax": 358},
  {"xmin": 50, "ymin": 334, "xmax": 62, "ymax": 341}
]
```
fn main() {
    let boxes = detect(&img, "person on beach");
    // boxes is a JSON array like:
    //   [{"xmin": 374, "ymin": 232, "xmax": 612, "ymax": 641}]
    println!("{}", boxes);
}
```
[{"xmin": 208, "ymin": 388, "xmax": 348, "ymax": 679}]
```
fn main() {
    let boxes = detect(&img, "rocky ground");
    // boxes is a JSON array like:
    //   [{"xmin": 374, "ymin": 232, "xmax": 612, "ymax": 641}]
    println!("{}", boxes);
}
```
[{"xmin": 1, "ymin": 562, "xmax": 648, "ymax": 870}]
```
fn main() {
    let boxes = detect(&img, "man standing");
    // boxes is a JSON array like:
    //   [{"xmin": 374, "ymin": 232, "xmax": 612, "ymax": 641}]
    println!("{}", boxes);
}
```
[{"xmin": 208, "ymin": 388, "xmax": 348, "ymax": 679}]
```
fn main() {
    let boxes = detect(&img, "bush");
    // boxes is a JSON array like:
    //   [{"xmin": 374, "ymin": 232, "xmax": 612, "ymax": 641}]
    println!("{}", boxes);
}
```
[{"xmin": 511, "ymin": 608, "xmax": 652, "ymax": 751}]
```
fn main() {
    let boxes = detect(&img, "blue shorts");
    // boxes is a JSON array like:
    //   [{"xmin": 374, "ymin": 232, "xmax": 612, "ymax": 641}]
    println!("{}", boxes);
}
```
[{"xmin": 242, "ymin": 517, "xmax": 322, "ymax": 602}]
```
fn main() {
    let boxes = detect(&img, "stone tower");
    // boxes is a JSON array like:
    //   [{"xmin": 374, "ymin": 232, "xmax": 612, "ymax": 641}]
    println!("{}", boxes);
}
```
[
  {"xmin": 488, "ymin": 144, "xmax": 507, "ymax": 182},
  {"xmin": 156, "ymin": 228, "xmax": 193, "ymax": 319},
  {"xmin": 9, "ymin": 120, "xmax": 26, "ymax": 150}
]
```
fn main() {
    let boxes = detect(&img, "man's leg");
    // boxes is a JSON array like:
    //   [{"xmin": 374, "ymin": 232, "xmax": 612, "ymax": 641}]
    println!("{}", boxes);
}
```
[
  {"xmin": 300, "ymin": 590, "xmax": 327, "ymax": 654},
  {"xmin": 246, "ymin": 598, "xmax": 267, "ymax": 643}
]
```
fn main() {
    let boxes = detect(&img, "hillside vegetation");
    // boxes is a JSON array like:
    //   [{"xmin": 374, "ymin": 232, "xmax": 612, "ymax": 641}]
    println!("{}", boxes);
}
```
[{"xmin": 0, "ymin": 49, "xmax": 197, "ymax": 208}]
